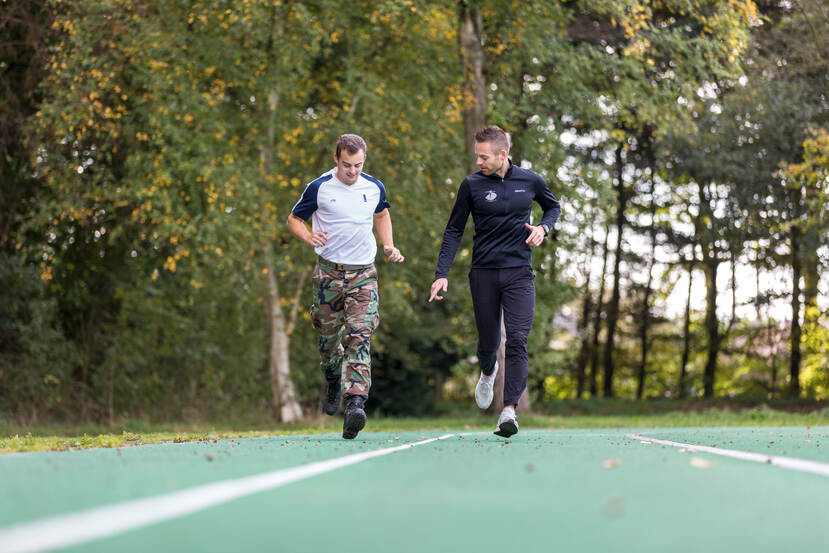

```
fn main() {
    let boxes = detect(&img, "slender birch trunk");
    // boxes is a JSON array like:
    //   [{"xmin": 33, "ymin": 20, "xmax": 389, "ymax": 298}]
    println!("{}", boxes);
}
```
[{"xmin": 259, "ymin": 2, "xmax": 302, "ymax": 421}]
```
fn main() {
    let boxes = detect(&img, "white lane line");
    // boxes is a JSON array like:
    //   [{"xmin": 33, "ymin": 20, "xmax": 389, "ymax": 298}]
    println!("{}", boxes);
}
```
[
  {"xmin": 627, "ymin": 433, "xmax": 829, "ymax": 478},
  {"xmin": 0, "ymin": 434, "xmax": 455, "ymax": 553}
]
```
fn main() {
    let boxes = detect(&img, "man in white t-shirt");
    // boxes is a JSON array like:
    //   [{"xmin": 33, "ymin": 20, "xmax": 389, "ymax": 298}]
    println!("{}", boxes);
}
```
[{"xmin": 286, "ymin": 134, "xmax": 403, "ymax": 439}]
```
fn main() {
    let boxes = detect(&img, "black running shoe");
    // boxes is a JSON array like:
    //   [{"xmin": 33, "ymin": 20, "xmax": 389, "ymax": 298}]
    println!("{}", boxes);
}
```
[
  {"xmin": 323, "ymin": 379, "xmax": 342, "ymax": 415},
  {"xmin": 342, "ymin": 395, "xmax": 367, "ymax": 440}
]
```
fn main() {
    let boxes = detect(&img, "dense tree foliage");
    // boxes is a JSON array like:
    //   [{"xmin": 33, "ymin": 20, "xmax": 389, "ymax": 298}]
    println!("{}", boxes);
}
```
[{"xmin": 1, "ymin": 0, "xmax": 826, "ymax": 424}]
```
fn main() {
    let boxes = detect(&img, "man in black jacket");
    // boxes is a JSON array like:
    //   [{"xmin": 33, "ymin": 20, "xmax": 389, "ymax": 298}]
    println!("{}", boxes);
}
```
[{"xmin": 429, "ymin": 125, "xmax": 560, "ymax": 437}]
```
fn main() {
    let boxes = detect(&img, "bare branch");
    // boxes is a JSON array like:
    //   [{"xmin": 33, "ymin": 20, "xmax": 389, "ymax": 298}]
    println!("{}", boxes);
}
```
[{"xmin": 792, "ymin": 0, "xmax": 826, "ymax": 62}]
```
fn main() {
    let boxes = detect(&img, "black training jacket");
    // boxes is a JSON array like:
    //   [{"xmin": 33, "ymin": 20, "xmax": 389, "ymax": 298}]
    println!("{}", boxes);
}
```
[{"xmin": 434, "ymin": 161, "xmax": 561, "ymax": 279}]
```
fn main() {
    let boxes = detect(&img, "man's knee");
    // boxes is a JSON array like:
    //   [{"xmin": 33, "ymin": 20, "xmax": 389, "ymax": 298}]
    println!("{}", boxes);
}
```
[
  {"xmin": 318, "ymin": 326, "xmax": 344, "ymax": 352},
  {"xmin": 505, "ymin": 331, "xmax": 530, "ymax": 354}
]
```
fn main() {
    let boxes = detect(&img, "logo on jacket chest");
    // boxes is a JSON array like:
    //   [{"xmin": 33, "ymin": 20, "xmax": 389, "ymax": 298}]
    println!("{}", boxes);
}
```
[{"xmin": 484, "ymin": 190, "xmax": 498, "ymax": 202}]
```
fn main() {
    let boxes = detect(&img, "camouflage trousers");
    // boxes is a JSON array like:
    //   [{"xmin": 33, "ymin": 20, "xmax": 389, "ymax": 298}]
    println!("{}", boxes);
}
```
[{"xmin": 310, "ymin": 260, "xmax": 379, "ymax": 398}]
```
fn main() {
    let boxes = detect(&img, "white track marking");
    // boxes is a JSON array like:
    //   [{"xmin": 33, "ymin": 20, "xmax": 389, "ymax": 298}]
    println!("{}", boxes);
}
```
[
  {"xmin": 0, "ymin": 434, "xmax": 455, "ymax": 553},
  {"xmin": 627, "ymin": 433, "xmax": 829, "ymax": 478}
]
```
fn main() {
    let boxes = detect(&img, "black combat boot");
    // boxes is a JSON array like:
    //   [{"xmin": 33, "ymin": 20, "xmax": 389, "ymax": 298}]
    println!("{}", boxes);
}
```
[
  {"xmin": 323, "ymin": 378, "xmax": 342, "ymax": 415},
  {"xmin": 342, "ymin": 395, "xmax": 367, "ymax": 440}
]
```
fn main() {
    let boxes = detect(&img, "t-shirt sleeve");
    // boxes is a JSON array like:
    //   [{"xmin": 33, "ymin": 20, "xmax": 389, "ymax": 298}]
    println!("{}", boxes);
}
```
[
  {"xmin": 375, "ymin": 181, "xmax": 391, "ymax": 213},
  {"xmin": 291, "ymin": 182, "xmax": 320, "ymax": 221}
]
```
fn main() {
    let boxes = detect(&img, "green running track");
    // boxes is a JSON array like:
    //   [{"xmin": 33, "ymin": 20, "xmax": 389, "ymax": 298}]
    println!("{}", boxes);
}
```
[{"xmin": 2, "ymin": 427, "xmax": 829, "ymax": 552}]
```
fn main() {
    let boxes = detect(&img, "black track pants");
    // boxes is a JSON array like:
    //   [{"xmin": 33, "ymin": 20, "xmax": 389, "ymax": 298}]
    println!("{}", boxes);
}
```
[{"xmin": 468, "ymin": 266, "xmax": 535, "ymax": 407}]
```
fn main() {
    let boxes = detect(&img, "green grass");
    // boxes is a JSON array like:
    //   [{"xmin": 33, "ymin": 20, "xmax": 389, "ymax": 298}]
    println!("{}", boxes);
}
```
[{"xmin": 2, "ymin": 401, "xmax": 828, "ymax": 454}]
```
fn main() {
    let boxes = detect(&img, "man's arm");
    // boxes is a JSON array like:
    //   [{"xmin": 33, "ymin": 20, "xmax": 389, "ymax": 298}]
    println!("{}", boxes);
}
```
[
  {"xmin": 524, "ymin": 174, "xmax": 560, "ymax": 248},
  {"xmin": 430, "ymin": 180, "xmax": 472, "ymax": 302},
  {"xmin": 434, "ymin": 179, "xmax": 472, "ymax": 279},
  {"xmin": 535, "ymin": 174, "xmax": 561, "ymax": 234},
  {"xmin": 286, "ymin": 213, "xmax": 328, "ymax": 247},
  {"xmin": 373, "ymin": 209, "xmax": 404, "ymax": 262}
]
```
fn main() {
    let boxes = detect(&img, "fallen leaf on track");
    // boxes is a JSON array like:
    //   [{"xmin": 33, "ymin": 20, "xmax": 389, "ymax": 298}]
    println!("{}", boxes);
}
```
[{"xmin": 690, "ymin": 457, "xmax": 713, "ymax": 468}]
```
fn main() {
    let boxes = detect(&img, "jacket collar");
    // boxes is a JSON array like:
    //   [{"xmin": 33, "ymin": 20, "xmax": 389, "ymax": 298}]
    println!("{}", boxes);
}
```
[{"xmin": 482, "ymin": 158, "xmax": 515, "ymax": 180}]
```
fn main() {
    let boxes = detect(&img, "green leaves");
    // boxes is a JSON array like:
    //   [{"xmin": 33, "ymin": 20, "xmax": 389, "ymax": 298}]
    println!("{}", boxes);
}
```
[{"xmin": 6, "ymin": 0, "xmax": 827, "ymax": 422}]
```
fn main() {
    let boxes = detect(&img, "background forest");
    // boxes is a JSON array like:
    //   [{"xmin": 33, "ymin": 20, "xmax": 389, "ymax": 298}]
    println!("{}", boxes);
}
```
[{"xmin": 1, "ymin": 0, "xmax": 827, "ymax": 425}]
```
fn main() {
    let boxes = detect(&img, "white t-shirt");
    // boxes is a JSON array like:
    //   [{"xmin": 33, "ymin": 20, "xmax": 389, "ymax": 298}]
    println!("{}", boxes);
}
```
[{"xmin": 291, "ymin": 168, "xmax": 390, "ymax": 265}]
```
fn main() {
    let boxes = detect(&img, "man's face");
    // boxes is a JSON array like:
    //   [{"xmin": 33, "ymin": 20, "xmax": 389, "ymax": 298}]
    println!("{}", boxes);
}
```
[
  {"xmin": 334, "ymin": 149, "xmax": 365, "ymax": 185},
  {"xmin": 475, "ymin": 141, "xmax": 506, "ymax": 176}
]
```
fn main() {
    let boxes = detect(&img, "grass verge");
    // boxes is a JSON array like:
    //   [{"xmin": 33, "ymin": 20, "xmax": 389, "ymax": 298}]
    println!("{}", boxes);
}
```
[{"xmin": 2, "ymin": 402, "xmax": 828, "ymax": 454}]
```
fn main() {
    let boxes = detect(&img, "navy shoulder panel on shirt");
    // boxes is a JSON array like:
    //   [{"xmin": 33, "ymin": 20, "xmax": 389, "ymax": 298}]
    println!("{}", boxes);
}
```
[
  {"xmin": 310, "ymin": 172, "xmax": 335, "ymax": 188},
  {"xmin": 362, "ymin": 172, "xmax": 391, "ymax": 212},
  {"xmin": 291, "ymin": 173, "xmax": 333, "ymax": 221},
  {"xmin": 361, "ymin": 172, "xmax": 385, "ymax": 189}
]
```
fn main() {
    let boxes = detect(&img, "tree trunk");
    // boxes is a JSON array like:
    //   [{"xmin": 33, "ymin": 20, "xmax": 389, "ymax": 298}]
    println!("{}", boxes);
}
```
[
  {"xmin": 603, "ymin": 144, "xmax": 626, "ymax": 398},
  {"xmin": 574, "ymin": 294, "xmax": 592, "ymax": 398},
  {"xmin": 678, "ymin": 259, "xmax": 693, "ymax": 398},
  {"xmin": 755, "ymin": 251, "xmax": 777, "ymax": 399},
  {"xmin": 636, "ymin": 166, "xmax": 657, "ymax": 400},
  {"xmin": 789, "ymin": 224, "xmax": 802, "ymax": 397},
  {"xmin": 696, "ymin": 182, "xmax": 722, "ymax": 399},
  {"xmin": 433, "ymin": 370, "xmax": 445, "ymax": 404},
  {"xmin": 702, "ymin": 259, "xmax": 719, "ymax": 398},
  {"xmin": 588, "ymin": 224, "xmax": 610, "ymax": 396},
  {"xmin": 770, "ymin": 351, "xmax": 778, "ymax": 399},
  {"xmin": 263, "ymin": 253, "xmax": 303, "ymax": 422},
  {"xmin": 459, "ymin": 0, "xmax": 486, "ymax": 174},
  {"xmin": 574, "ymin": 237, "xmax": 596, "ymax": 398},
  {"xmin": 460, "ymin": 1, "xmax": 527, "ymax": 412},
  {"xmin": 635, "ymin": 268, "xmax": 654, "ymax": 399},
  {"xmin": 803, "ymin": 252, "xmax": 819, "ymax": 323},
  {"xmin": 802, "ymin": 237, "xmax": 819, "ymax": 389},
  {"xmin": 259, "ymin": 2, "xmax": 301, "ymax": 422}
]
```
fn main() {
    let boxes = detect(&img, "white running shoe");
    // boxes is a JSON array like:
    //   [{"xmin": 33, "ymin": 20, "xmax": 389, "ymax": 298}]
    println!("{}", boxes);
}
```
[
  {"xmin": 475, "ymin": 362, "xmax": 498, "ymax": 409},
  {"xmin": 494, "ymin": 407, "xmax": 518, "ymax": 438}
]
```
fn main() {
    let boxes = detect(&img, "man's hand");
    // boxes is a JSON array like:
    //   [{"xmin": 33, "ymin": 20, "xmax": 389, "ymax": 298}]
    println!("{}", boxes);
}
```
[
  {"xmin": 383, "ymin": 245, "xmax": 404, "ymax": 263},
  {"xmin": 429, "ymin": 278, "xmax": 448, "ymax": 302},
  {"xmin": 307, "ymin": 231, "xmax": 328, "ymax": 247},
  {"xmin": 286, "ymin": 214, "xmax": 327, "ymax": 248},
  {"xmin": 524, "ymin": 223, "xmax": 545, "ymax": 247}
]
